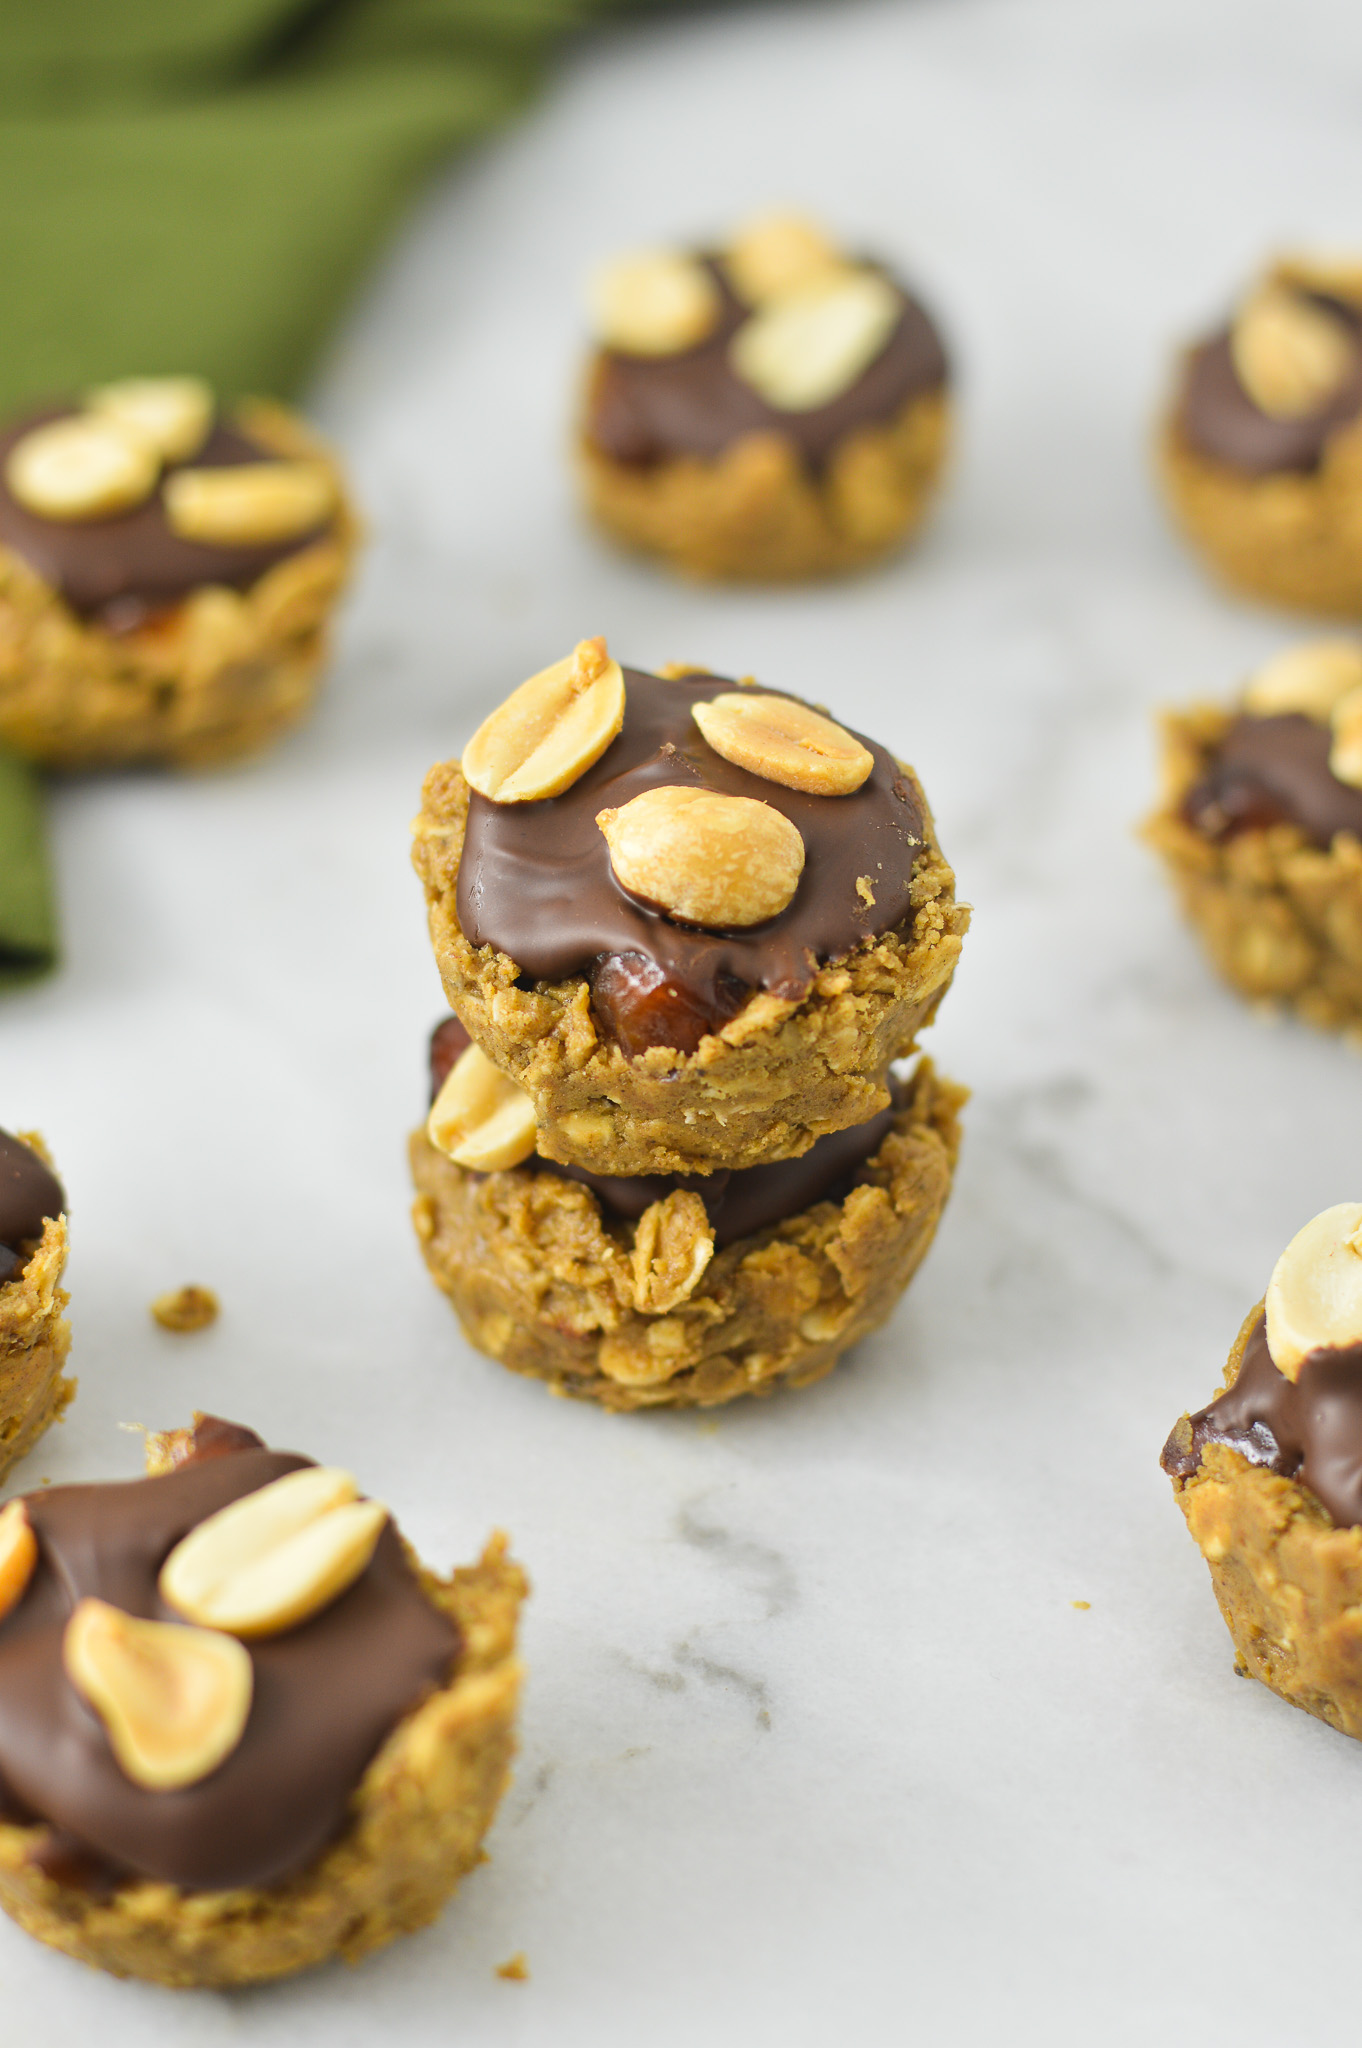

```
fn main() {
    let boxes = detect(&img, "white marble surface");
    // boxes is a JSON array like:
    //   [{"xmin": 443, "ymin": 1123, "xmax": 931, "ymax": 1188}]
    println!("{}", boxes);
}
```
[{"xmin": 7, "ymin": 0, "xmax": 1362, "ymax": 2037}]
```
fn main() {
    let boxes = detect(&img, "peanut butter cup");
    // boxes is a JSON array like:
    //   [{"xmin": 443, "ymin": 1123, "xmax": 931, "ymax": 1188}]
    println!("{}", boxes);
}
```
[
  {"xmin": 0, "ymin": 1129, "xmax": 71, "ymax": 1483},
  {"xmin": 577, "ymin": 213, "xmax": 951, "ymax": 581},
  {"xmin": 0, "ymin": 1414, "xmax": 524, "ymax": 1988}
]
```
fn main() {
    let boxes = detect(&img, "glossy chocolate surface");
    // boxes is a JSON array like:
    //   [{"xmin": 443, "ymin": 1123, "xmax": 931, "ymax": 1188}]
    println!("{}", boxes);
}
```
[
  {"xmin": 1162, "ymin": 1315, "xmax": 1362, "ymax": 1529},
  {"xmin": 0, "ymin": 407, "xmax": 329, "ymax": 628},
  {"xmin": 1175, "ymin": 297, "xmax": 1362, "ymax": 476},
  {"xmin": 457, "ymin": 668, "xmax": 927, "ymax": 1047},
  {"xmin": 0, "ymin": 1128, "xmax": 64, "ymax": 1286},
  {"xmin": 1181, "ymin": 712, "xmax": 1362, "ymax": 847},
  {"xmin": 0, "ymin": 1419, "xmax": 458, "ymax": 1891},
  {"xmin": 585, "ymin": 258, "xmax": 946, "ymax": 474}
]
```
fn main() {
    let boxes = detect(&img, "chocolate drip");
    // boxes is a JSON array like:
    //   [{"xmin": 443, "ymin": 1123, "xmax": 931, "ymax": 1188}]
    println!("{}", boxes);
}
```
[
  {"xmin": 586, "ymin": 258, "xmax": 947, "ymax": 474},
  {"xmin": 1161, "ymin": 1317, "xmax": 1362, "ymax": 1528},
  {"xmin": 0, "ymin": 1128, "xmax": 64, "ymax": 1283},
  {"xmin": 0, "ymin": 1423, "xmax": 458, "ymax": 1892},
  {"xmin": 1181, "ymin": 712, "xmax": 1362, "ymax": 847},
  {"xmin": 457, "ymin": 669, "xmax": 926, "ymax": 1045},
  {"xmin": 1176, "ymin": 298, "xmax": 1362, "ymax": 476},
  {"xmin": 0, "ymin": 407, "xmax": 329, "ymax": 627}
]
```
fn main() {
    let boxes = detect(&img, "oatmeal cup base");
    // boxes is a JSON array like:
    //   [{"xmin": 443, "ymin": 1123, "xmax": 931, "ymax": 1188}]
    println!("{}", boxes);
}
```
[
  {"xmin": 412, "ymin": 759, "xmax": 967, "ymax": 1179},
  {"xmin": 0, "ymin": 400, "xmax": 361, "ymax": 771},
  {"xmin": 1166, "ymin": 1302, "xmax": 1362, "ymax": 1740},
  {"xmin": 0, "ymin": 1535, "xmax": 525, "ymax": 1989},
  {"xmin": 1157, "ymin": 409, "xmax": 1362, "ymax": 618},
  {"xmin": 0, "ymin": 1134, "xmax": 71, "ymax": 1484},
  {"xmin": 578, "ymin": 383, "xmax": 950, "ymax": 583},
  {"xmin": 1143, "ymin": 702, "xmax": 1362, "ymax": 1033},
  {"xmin": 410, "ymin": 1057, "xmax": 964, "ymax": 1412}
]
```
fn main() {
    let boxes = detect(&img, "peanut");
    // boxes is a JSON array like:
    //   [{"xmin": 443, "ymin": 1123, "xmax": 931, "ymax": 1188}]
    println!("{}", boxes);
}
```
[
  {"xmin": 597, "ymin": 785, "xmax": 804, "ymax": 928},
  {"xmin": 462, "ymin": 638, "xmax": 625, "ymax": 803},
  {"xmin": 63, "ymin": 1597, "xmax": 252, "ymax": 1791},
  {"xmin": 730, "ymin": 270, "xmax": 900, "ymax": 412},
  {"xmin": 692, "ymin": 691, "xmax": 873, "ymax": 795},
  {"xmin": 428, "ymin": 1044, "xmax": 537, "ymax": 1170},
  {"xmin": 1265, "ymin": 1202, "xmax": 1362, "ymax": 1379}
]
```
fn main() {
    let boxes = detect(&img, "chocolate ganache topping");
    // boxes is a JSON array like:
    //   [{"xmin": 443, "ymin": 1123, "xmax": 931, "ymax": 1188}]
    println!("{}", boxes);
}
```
[
  {"xmin": 0, "ymin": 407, "xmax": 330, "ymax": 630},
  {"xmin": 1162, "ymin": 1315, "xmax": 1362, "ymax": 1529},
  {"xmin": 0, "ymin": 1419, "xmax": 457, "ymax": 1891},
  {"xmin": 1181, "ymin": 712, "xmax": 1362, "ymax": 846},
  {"xmin": 457, "ymin": 669, "xmax": 927, "ymax": 1055},
  {"xmin": 586, "ymin": 259, "xmax": 947, "ymax": 474},
  {"xmin": 1176, "ymin": 296, "xmax": 1362, "ymax": 476},
  {"xmin": 0, "ymin": 1129, "xmax": 63, "ymax": 1287}
]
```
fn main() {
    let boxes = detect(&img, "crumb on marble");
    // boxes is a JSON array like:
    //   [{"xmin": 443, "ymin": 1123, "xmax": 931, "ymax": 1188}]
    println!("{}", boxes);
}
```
[
  {"xmin": 1071, "ymin": 1599, "xmax": 1091, "ymax": 1610},
  {"xmin": 496, "ymin": 1953, "xmax": 529, "ymax": 1982},
  {"xmin": 150, "ymin": 1285, "xmax": 220, "ymax": 1334}
]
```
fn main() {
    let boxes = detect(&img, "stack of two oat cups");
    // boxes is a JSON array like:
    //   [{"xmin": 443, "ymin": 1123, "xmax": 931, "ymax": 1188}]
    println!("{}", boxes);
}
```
[{"xmin": 410, "ymin": 640, "xmax": 970, "ymax": 1411}]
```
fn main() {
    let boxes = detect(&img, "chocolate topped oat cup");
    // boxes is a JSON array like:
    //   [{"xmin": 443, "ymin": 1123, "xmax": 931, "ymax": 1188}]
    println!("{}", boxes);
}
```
[
  {"xmin": 577, "ymin": 213, "xmax": 951, "ymax": 581},
  {"xmin": 0, "ymin": 379, "xmax": 360, "ymax": 768},
  {"xmin": 0, "ymin": 1130, "xmax": 72, "ymax": 1481},
  {"xmin": 412, "ymin": 640, "xmax": 968, "ymax": 1179},
  {"xmin": 0, "ymin": 1415, "xmax": 525, "ymax": 1987},
  {"xmin": 1158, "ymin": 256, "xmax": 1362, "ymax": 614}
]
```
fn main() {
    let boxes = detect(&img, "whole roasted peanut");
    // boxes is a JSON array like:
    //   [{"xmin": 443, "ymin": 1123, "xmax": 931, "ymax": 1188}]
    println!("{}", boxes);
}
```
[
  {"xmin": 0, "ymin": 1499, "xmax": 37, "ymax": 1625},
  {"xmin": 1244, "ymin": 639, "xmax": 1362, "ymax": 722},
  {"xmin": 1231, "ymin": 286, "xmax": 1355, "ymax": 419},
  {"xmin": 590, "ymin": 250, "xmax": 720, "ymax": 356},
  {"xmin": 160, "ymin": 1465, "xmax": 387, "ymax": 1638},
  {"xmin": 724, "ymin": 212, "xmax": 847, "ymax": 306},
  {"xmin": 692, "ymin": 691, "xmax": 873, "ymax": 795},
  {"xmin": 597, "ymin": 785, "xmax": 805, "ymax": 928},
  {"xmin": 1265, "ymin": 1202, "xmax": 1362, "ymax": 1379},
  {"xmin": 461, "ymin": 638, "xmax": 625, "ymax": 804},
  {"xmin": 6, "ymin": 414, "xmax": 159, "ymax": 520},
  {"xmin": 428, "ymin": 1043, "xmax": 537, "ymax": 1170},
  {"xmin": 730, "ymin": 270, "xmax": 900, "ymax": 412},
  {"xmin": 88, "ymin": 376, "xmax": 213, "ymax": 463},
  {"xmin": 63, "ymin": 1597, "xmax": 253, "ymax": 1791},
  {"xmin": 164, "ymin": 459, "xmax": 335, "ymax": 545}
]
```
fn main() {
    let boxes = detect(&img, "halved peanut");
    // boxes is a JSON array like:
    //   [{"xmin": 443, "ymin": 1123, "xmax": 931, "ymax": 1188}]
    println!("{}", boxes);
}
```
[
  {"xmin": 64, "ymin": 1598, "xmax": 252, "ymax": 1790},
  {"xmin": 597, "ymin": 785, "xmax": 805, "ymax": 929},
  {"xmin": 88, "ymin": 376, "xmax": 213, "ymax": 463},
  {"xmin": 1331, "ymin": 685, "xmax": 1362, "ymax": 787},
  {"xmin": 6, "ymin": 414, "xmax": 159, "ymax": 520},
  {"xmin": 1231, "ymin": 286, "xmax": 1355, "ymax": 419},
  {"xmin": 730, "ymin": 270, "xmax": 900, "ymax": 412},
  {"xmin": 160, "ymin": 1465, "xmax": 387, "ymax": 1638},
  {"xmin": 163, "ymin": 460, "xmax": 335, "ymax": 546},
  {"xmin": 632, "ymin": 1190, "xmax": 714, "ymax": 1314},
  {"xmin": 1244, "ymin": 639, "xmax": 1362, "ymax": 721},
  {"xmin": 590, "ymin": 250, "xmax": 720, "ymax": 356},
  {"xmin": 1265, "ymin": 1202, "xmax": 1362, "ymax": 1379},
  {"xmin": 724, "ymin": 212, "xmax": 846, "ymax": 305},
  {"xmin": 0, "ymin": 1499, "xmax": 37, "ymax": 1624},
  {"xmin": 462, "ymin": 638, "xmax": 625, "ymax": 803},
  {"xmin": 428, "ymin": 1044, "xmax": 537, "ymax": 1170},
  {"xmin": 693, "ymin": 691, "xmax": 873, "ymax": 796}
]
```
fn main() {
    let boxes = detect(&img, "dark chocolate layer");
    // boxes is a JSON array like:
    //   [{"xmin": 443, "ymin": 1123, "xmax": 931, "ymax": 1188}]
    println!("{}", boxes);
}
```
[
  {"xmin": 457, "ymin": 668, "xmax": 926, "ymax": 1049},
  {"xmin": 1175, "ymin": 297, "xmax": 1362, "ymax": 477},
  {"xmin": 0, "ymin": 1419, "xmax": 458, "ymax": 1892},
  {"xmin": 0, "ymin": 1128, "xmax": 64, "ymax": 1286},
  {"xmin": 1161, "ymin": 1316, "xmax": 1362, "ymax": 1529},
  {"xmin": 585, "ymin": 258, "xmax": 946, "ymax": 474},
  {"xmin": 1181, "ymin": 712, "xmax": 1362, "ymax": 847},
  {"xmin": 0, "ymin": 407, "xmax": 329, "ymax": 629}
]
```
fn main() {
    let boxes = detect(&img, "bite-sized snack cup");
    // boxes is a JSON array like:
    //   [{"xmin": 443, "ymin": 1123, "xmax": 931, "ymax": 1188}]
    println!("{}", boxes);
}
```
[
  {"xmin": 412, "ymin": 1012, "xmax": 963, "ymax": 1409},
  {"xmin": 0, "ymin": 1130, "xmax": 71, "ymax": 1481},
  {"xmin": 413, "ymin": 642, "xmax": 968, "ymax": 1178},
  {"xmin": 0, "ymin": 1415, "xmax": 524, "ymax": 1987},
  {"xmin": 1143, "ymin": 637, "xmax": 1362, "ymax": 1034},
  {"xmin": 1163, "ymin": 1204, "xmax": 1362, "ymax": 1740},
  {"xmin": 577, "ymin": 212, "xmax": 951, "ymax": 582},
  {"xmin": 1158, "ymin": 256, "xmax": 1362, "ymax": 614},
  {"xmin": 0, "ymin": 380, "xmax": 360, "ymax": 769}
]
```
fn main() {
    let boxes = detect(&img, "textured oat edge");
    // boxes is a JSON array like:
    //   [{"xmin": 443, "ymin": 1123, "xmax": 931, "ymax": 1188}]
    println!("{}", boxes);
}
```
[
  {"xmin": 0, "ymin": 1132, "xmax": 72, "ymax": 1485},
  {"xmin": 578, "ymin": 382, "xmax": 950, "ymax": 583},
  {"xmin": 410, "ymin": 1057, "xmax": 965, "ymax": 1411},
  {"xmin": 1142, "ymin": 700, "xmax": 1362, "ymax": 1033},
  {"xmin": 0, "ymin": 400, "xmax": 361, "ymax": 770},
  {"xmin": 412, "ymin": 758, "xmax": 969, "ymax": 1177},
  {"xmin": 1156, "ymin": 404, "xmax": 1362, "ymax": 617},
  {"xmin": 1165, "ymin": 1301, "xmax": 1362, "ymax": 1740},
  {"xmin": 0, "ymin": 1536, "xmax": 526, "ymax": 1988}
]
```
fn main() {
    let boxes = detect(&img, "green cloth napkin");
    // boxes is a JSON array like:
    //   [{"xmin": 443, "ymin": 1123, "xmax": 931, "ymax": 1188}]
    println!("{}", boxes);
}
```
[{"xmin": 0, "ymin": 0, "xmax": 639, "ymax": 985}]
